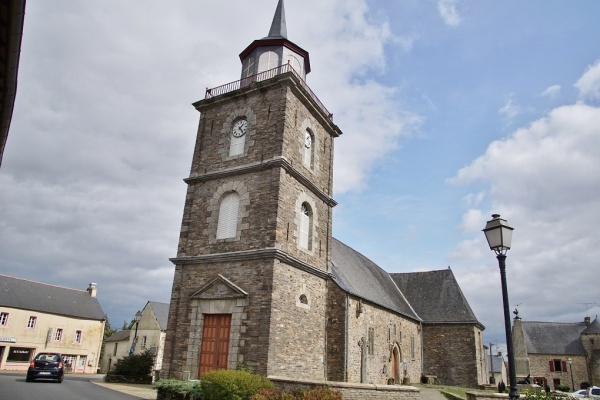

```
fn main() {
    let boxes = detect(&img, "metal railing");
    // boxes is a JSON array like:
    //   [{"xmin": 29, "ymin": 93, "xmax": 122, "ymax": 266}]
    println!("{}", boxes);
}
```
[{"xmin": 205, "ymin": 64, "xmax": 333, "ymax": 120}]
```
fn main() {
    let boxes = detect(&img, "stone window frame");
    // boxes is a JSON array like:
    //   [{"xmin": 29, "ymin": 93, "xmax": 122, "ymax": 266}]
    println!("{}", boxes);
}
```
[
  {"xmin": 298, "ymin": 118, "xmax": 319, "ymax": 174},
  {"xmin": 295, "ymin": 283, "xmax": 311, "ymax": 310},
  {"xmin": 218, "ymin": 107, "xmax": 257, "ymax": 161},
  {"xmin": 293, "ymin": 193, "xmax": 318, "ymax": 254},
  {"xmin": 186, "ymin": 275, "xmax": 249, "ymax": 380},
  {"xmin": 206, "ymin": 181, "xmax": 250, "ymax": 244}
]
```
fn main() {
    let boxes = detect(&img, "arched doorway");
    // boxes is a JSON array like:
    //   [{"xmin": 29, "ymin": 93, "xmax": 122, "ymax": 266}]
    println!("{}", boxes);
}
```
[{"xmin": 391, "ymin": 345, "xmax": 401, "ymax": 384}]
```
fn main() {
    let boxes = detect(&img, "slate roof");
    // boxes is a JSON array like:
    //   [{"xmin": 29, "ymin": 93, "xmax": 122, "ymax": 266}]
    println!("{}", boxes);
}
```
[
  {"xmin": 487, "ymin": 354, "xmax": 505, "ymax": 373},
  {"xmin": 389, "ymin": 268, "xmax": 483, "ymax": 328},
  {"xmin": 582, "ymin": 318, "xmax": 600, "ymax": 334},
  {"xmin": 106, "ymin": 330, "xmax": 130, "ymax": 342},
  {"xmin": 0, "ymin": 274, "xmax": 105, "ymax": 320},
  {"xmin": 147, "ymin": 301, "xmax": 169, "ymax": 331},
  {"xmin": 330, "ymin": 238, "xmax": 420, "ymax": 321},
  {"xmin": 522, "ymin": 320, "xmax": 587, "ymax": 355},
  {"xmin": 267, "ymin": 0, "xmax": 287, "ymax": 39}
]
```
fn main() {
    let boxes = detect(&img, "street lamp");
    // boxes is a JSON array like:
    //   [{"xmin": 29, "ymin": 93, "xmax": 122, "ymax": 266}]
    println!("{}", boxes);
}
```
[
  {"xmin": 129, "ymin": 311, "xmax": 142, "ymax": 356},
  {"xmin": 483, "ymin": 214, "xmax": 518, "ymax": 400},
  {"xmin": 567, "ymin": 357, "xmax": 574, "ymax": 391}
]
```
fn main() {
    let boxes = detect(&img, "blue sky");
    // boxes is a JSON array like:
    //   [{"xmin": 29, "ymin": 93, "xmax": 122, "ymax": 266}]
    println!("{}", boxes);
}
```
[{"xmin": 1, "ymin": 0, "xmax": 600, "ymax": 354}]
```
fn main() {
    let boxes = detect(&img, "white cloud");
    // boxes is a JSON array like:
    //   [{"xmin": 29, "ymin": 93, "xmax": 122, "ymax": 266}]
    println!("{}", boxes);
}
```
[
  {"xmin": 575, "ymin": 59, "xmax": 600, "ymax": 101},
  {"xmin": 540, "ymin": 84, "xmax": 561, "ymax": 98},
  {"xmin": 438, "ymin": 0, "xmax": 462, "ymax": 28},
  {"xmin": 449, "ymin": 101, "xmax": 600, "ymax": 327},
  {"xmin": 498, "ymin": 95, "xmax": 520, "ymax": 121},
  {"xmin": 459, "ymin": 209, "xmax": 485, "ymax": 232}
]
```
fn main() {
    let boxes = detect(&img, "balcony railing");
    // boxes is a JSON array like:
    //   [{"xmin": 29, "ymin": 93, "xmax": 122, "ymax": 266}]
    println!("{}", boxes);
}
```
[{"xmin": 205, "ymin": 64, "xmax": 333, "ymax": 120}]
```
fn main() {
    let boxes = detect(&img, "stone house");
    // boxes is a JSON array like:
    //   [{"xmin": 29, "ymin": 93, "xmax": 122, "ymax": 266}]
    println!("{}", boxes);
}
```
[
  {"xmin": 162, "ymin": 0, "xmax": 484, "ymax": 388},
  {"xmin": 101, "ymin": 301, "xmax": 169, "ymax": 375},
  {"xmin": 0, "ymin": 274, "xmax": 105, "ymax": 373},
  {"xmin": 512, "ymin": 315, "xmax": 600, "ymax": 390}
]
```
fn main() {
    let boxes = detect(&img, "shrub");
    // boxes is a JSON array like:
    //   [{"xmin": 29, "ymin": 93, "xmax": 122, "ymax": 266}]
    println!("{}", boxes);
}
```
[
  {"xmin": 300, "ymin": 387, "xmax": 342, "ymax": 400},
  {"xmin": 250, "ymin": 388, "xmax": 298, "ymax": 400},
  {"xmin": 521, "ymin": 389, "xmax": 564, "ymax": 400},
  {"xmin": 556, "ymin": 385, "xmax": 571, "ymax": 393},
  {"xmin": 154, "ymin": 379, "xmax": 202, "ymax": 400},
  {"xmin": 249, "ymin": 386, "xmax": 342, "ymax": 400},
  {"xmin": 105, "ymin": 350, "xmax": 154, "ymax": 383},
  {"xmin": 200, "ymin": 369, "xmax": 274, "ymax": 400}
]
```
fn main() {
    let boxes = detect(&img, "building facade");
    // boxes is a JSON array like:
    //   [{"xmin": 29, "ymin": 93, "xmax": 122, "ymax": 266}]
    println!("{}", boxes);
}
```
[
  {"xmin": 0, "ymin": 274, "xmax": 105, "ymax": 373},
  {"xmin": 512, "ymin": 316, "xmax": 600, "ymax": 390}
]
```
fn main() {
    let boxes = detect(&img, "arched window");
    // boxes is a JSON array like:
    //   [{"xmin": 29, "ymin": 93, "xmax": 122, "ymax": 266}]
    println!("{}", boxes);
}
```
[
  {"xmin": 216, "ymin": 192, "xmax": 240, "ymax": 239},
  {"xmin": 229, "ymin": 118, "xmax": 247, "ymax": 157},
  {"xmin": 284, "ymin": 54, "xmax": 302, "ymax": 76},
  {"xmin": 258, "ymin": 51, "xmax": 279, "ymax": 74},
  {"xmin": 299, "ymin": 202, "xmax": 312, "ymax": 249},
  {"xmin": 303, "ymin": 129, "xmax": 314, "ymax": 168}
]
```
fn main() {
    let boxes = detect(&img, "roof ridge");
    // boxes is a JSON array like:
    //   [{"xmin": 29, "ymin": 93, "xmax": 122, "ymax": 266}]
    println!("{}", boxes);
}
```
[{"xmin": 0, "ymin": 273, "xmax": 88, "ymax": 293}]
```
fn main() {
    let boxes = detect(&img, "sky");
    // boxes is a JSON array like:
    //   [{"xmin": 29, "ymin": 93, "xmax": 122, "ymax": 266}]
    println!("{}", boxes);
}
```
[{"xmin": 1, "ymin": 0, "xmax": 600, "ymax": 354}]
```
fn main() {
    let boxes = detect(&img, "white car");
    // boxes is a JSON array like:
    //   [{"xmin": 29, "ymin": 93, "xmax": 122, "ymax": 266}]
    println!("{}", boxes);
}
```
[{"xmin": 570, "ymin": 387, "xmax": 600, "ymax": 398}]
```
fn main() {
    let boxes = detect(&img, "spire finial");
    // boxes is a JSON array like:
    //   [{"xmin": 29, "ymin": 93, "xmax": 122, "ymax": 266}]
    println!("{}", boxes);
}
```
[{"xmin": 268, "ymin": 0, "xmax": 287, "ymax": 38}]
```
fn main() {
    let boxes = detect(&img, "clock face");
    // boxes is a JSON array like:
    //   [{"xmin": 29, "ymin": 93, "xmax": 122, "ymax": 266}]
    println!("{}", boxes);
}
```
[
  {"xmin": 232, "ymin": 119, "xmax": 247, "ymax": 137},
  {"xmin": 304, "ymin": 132, "xmax": 312, "ymax": 148}
]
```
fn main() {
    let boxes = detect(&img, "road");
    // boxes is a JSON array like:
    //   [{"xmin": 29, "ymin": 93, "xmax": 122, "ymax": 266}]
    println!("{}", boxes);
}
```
[{"xmin": 0, "ymin": 372, "xmax": 142, "ymax": 400}]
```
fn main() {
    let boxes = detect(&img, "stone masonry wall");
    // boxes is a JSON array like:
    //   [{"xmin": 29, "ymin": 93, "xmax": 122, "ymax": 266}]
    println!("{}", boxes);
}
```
[
  {"xmin": 270, "ymin": 376, "xmax": 420, "ymax": 400},
  {"xmin": 422, "ymin": 324, "xmax": 479, "ymax": 387},
  {"xmin": 327, "ymin": 282, "xmax": 348, "ymax": 382},
  {"xmin": 346, "ymin": 296, "xmax": 422, "ymax": 385},
  {"xmin": 268, "ymin": 261, "xmax": 327, "ymax": 380},
  {"xmin": 162, "ymin": 259, "xmax": 275, "ymax": 379},
  {"xmin": 528, "ymin": 354, "xmax": 587, "ymax": 389}
]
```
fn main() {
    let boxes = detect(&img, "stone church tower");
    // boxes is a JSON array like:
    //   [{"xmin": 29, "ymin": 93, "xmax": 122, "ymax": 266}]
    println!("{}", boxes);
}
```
[{"xmin": 162, "ymin": 0, "xmax": 342, "ymax": 381}]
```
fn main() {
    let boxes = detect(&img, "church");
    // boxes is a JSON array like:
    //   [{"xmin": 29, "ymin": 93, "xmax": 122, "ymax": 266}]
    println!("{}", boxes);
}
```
[{"xmin": 162, "ymin": 0, "xmax": 486, "ymax": 387}]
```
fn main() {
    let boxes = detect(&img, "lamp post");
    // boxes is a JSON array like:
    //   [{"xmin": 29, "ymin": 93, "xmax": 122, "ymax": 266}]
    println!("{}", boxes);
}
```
[
  {"xmin": 129, "ymin": 311, "xmax": 142, "ymax": 356},
  {"xmin": 567, "ymin": 357, "xmax": 574, "ymax": 391},
  {"xmin": 483, "ymin": 214, "xmax": 518, "ymax": 400}
]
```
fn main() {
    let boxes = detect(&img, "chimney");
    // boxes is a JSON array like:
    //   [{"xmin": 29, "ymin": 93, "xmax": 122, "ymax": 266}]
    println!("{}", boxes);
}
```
[
  {"xmin": 585, "ymin": 316, "xmax": 591, "ymax": 326},
  {"xmin": 497, "ymin": 351, "xmax": 503, "ymax": 357},
  {"xmin": 87, "ymin": 282, "xmax": 97, "ymax": 297}
]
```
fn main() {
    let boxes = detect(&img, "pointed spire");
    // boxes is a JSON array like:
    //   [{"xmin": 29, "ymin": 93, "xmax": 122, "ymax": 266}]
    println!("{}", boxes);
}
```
[{"xmin": 268, "ymin": 0, "xmax": 287, "ymax": 38}]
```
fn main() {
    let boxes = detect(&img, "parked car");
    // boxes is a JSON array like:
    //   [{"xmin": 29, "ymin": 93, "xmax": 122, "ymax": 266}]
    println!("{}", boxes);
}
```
[
  {"xmin": 26, "ymin": 352, "xmax": 64, "ymax": 383},
  {"xmin": 569, "ymin": 387, "xmax": 600, "ymax": 398}
]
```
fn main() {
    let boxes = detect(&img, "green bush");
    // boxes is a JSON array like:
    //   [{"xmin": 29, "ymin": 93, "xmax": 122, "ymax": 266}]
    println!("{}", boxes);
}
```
[
  {"xmin": 105, "ymin": 350, "xmax": 154, "ymax": 382},
  {"xmin": 200, "ymin": 369, "xmax": 274, "ymax": 400},
  {"xmin": 154, "ymin": 379, "xmax": 202, "ymax": 400},
  {"xmin": 556, "ymin": 385, "xmax": 571, "ymax": 393}
]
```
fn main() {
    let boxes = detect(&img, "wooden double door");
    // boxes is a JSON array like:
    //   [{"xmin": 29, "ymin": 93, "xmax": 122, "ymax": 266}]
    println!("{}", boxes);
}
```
[{"xmin": 199, "ymin": 314, "xmax": 232, "ymax": 376}]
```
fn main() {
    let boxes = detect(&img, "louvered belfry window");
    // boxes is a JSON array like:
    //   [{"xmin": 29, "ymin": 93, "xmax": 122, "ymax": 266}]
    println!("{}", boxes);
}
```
[
  {"xmin": 216, "ymin": 192, "xmax": 240, "ymax": 239},
  {"xmin": 299, "ymin": 203, "xmax": 311, "ymax": 249}
]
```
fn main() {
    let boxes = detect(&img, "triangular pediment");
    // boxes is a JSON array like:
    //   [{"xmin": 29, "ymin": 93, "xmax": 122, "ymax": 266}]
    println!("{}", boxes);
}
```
[{"xmin": 190, "ymin": 274, "xmax": 248, "ymax": 300}]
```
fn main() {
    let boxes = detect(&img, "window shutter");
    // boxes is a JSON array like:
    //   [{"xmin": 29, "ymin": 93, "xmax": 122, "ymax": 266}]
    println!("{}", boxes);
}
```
[
  {"xmin": 299, "ymin": 204, "xmax": 310, "ymax": 249},
  {"xmin": 216, "ymin": 192, "xmax": 240, "ymax": 239},
  {"xmin": 562, "ymin": 361, "xmax": 567, "ymax": 372},
  {"xmin": 549, "ymin": 360, "xmax": 555, "ymax": 372},
  {"xmin": 229, "ymin": 134, "xmax": 245, "ymax": 156}
]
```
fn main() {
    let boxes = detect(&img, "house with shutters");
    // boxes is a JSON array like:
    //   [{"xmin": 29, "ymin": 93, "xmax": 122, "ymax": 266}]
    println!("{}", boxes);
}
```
[
  {"xmin": 0, "ymin": 274, "xmax": 105, "ymax": 373},
  {"xmin": 161, "ymin": 0, "xmax": 487, "ymax": 388},
  {"xmin": 512, "ymin": 315, "xmax": 600, "ymax": 390}
]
